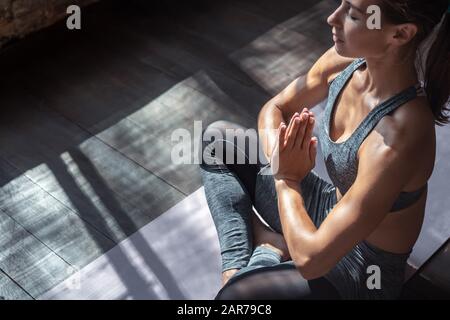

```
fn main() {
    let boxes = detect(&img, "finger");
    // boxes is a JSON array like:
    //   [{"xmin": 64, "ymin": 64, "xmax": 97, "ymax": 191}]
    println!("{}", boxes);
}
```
[
  {"xmin": 302, "ymin": 108, "xmax": 311, "ymax": 119},
  {"xmin": 278, "ymin": 123, "xmax": 287, "ymax": 151},
  {"xmin": 301, "ymin": 115, "xmax": 315, "ymax": 150},
  {"xmin": 284, "ymin": 112, "xmax": 299, "ymax": 142},
  {"xmin": 286, "ymin": 116, "xmax": 300, "ymax": 149},
  {"xmin": 284, "ymin": 114, "xmax": 298, "ymax": 146},
  {"xmin": 301, "ymin": 108, "xmax": 309, "ymax": 121},
  {"xmin": 288, "ymin": 108, "xmax": 308, "ymax": 145},
  {"xmin": 294, "ymin": 112, "xmax": 309, "ymax": 149},
  {"xmin": 309, "ymin": 137, "xmax": 318, "ymax": 165}
]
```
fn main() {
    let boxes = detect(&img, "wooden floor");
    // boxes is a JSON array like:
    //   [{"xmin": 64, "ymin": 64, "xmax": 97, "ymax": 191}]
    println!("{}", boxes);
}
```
[{"xmin": 0, "ymin": 0, "xmax": 335, "ymax": 299}]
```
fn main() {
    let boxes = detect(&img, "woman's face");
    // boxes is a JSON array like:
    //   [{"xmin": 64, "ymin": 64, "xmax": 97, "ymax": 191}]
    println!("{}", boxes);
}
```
[{"xmin": 327, "ymin": 0, "xmax": 393, "ymax": 58}]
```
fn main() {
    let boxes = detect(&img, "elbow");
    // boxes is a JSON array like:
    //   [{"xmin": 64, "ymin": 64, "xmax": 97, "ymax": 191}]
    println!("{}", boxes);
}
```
[
  {"xmin": 259, "ymin": 99, "xmax": 282, "ymax": 118},
  {"xmin": 257, "ymin": 102, "xmax": 269, "ymax": 128},
  {"xmin": 293, "ymin": 255, "xmax": 329, "ymax": 280}
]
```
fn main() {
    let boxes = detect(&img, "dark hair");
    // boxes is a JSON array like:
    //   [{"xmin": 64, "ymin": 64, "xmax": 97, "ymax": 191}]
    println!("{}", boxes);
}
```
[{"xmin": 379, "ymin": 0, "xmax": 449, "ymax": 126}]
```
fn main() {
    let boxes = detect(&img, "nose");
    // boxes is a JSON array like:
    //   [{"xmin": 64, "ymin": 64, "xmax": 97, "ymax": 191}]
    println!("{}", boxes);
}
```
[{"xmin": 327, "ymin": 5, "xmax": 343, "ymax": 29}]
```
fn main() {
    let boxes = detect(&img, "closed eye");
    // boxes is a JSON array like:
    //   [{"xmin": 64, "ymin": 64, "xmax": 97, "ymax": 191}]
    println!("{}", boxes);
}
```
[
  {"xmin": 347, "ymin": 12, "xmax": 358, "ymax": 20},
  {"xmin": 343, "ymin": 1, "xmax": 361, "ymax": 21},
  {"xmin": 346, "ymin": 6, "xmax": 359, "ymax": 20}
]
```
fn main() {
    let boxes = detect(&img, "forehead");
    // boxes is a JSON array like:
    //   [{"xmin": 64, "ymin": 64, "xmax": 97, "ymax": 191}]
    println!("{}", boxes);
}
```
[
  {"xmin": 346, "ymin": 0, "xmax": 380, "ymax": 12},
  {"xmin": 346, "ymin": 0, "xmax": 388, "ymax": 20}
]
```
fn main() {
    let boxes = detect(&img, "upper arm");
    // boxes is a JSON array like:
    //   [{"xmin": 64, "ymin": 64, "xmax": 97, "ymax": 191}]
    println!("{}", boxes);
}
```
[
  {"xmin": 269, "ymin": 46, "xmax": 355, "ymax": 120},
  {"xmin": 304, "ymin": 129, "xmax": 421, "ymax": 277}
]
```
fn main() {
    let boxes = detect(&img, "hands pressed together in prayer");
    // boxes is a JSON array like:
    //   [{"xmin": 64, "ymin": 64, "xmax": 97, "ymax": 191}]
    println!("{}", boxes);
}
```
[{"xmin": 271, "ymin": 108, "xmax": 317, "ymax": 183}]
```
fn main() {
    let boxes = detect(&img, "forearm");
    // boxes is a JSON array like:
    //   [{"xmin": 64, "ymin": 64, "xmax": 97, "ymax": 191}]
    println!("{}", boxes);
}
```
[
  {"xmin": 257, "ymin": 101, "xmax": 286, "ymax": 161},
  {"xmin": 274, "ymin": 179, "xmax": 318, "ymax": 267}
]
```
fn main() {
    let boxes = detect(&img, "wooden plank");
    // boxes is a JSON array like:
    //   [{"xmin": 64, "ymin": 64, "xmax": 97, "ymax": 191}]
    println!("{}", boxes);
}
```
[
  {"xmin": 89, "ymin": 8, "xmax": 259, "ymax": 89},
  {"xmin": 0, "ymin": 208, "xmax": 71, "ymax": 298},
  {"xmin": 2, "ymin": 0, "xmax": 273, "ymax": 197},
  {"xmin": 279, "ymin": 0, "xmax": 336, "ymax": 47},
  {"xmin": 40, "ymin": 187, "xmax": 221, "ymax": 300},
  {"xmin": 92, "ymin": 71, "xmax": 261, "ymax": 194},
  {"xmin": 0, "ymin": 158, "xmax": 115, "ymax": 266},
  {"xmin": 21, "ymin": 43, "xmax": 178, "ymax": 133},
  {"xmin": 229, "ymin": 0, "xmax": 318, "ymax": 24},
  {"xmin": 0, "ymin": 94, "xmax": 185, "ymax": 241},
  {"xmin": 0, "ymin": 151, "xmax": 190, "ymax": 300},
  {"xmin": 230, "ymin": 26, "xmax": 326, "ymax": 95},
  {"xmin": 0, "ymin": 269, "xmax": 33, "ymax": 300},
  {"xmin": 79, "ymin": 13, "xmax": 271, "ymax": 119},
  {"xmin": 0, "ymin": 90, "xmax": 187, "ymax": 297},
  {"xmin": 229, "ymin": 0, "xmax": 334, "ymax": 48},
  {"xmin": 229, "ymin": 1, "xmax": 334, "ymax": 96},
  {"xmin": 12, "ymin": 31, "xmax": 263, "ymax": 195},
  {"xmin": 5, "ymin": 8, "xmax": 263, "ymax": 195},
  {"xmin": 62, "ymin": 0, "xmax": 270, "ymax": 120},
  {"xmin": 149, "ymin": 1, "xmax": 280, "ymax": 54}
]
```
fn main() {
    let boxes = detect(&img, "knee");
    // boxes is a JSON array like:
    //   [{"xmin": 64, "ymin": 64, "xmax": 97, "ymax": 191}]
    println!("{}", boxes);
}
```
[
  {"xmin": 201, "ymin": 120, "xmax": 244, "ymax": 152},
  {"xmin": 201, "ymin": 121, "xmax": 227, "ymax": 153},
  {"xmin": 199, "ymin": 120, "xmax": 233, "ymax": 168},
  {"xmin": 200, "ymin": 120, "xmax": 256, "ymax": 168},
  {"xmin": 203, "ymin": 120, "xmax": 244, "ymax": 137}
]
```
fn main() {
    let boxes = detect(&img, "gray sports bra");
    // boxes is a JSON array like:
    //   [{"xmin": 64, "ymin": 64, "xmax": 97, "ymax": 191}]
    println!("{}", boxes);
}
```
[{"xmin": 318, "ymin": 58, "xmax": 428, "ymax": 212}]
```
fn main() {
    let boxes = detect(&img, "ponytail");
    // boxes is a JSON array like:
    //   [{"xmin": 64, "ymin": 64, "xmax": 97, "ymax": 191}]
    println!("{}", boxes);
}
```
[
  {"xmin": 424, "ymin": 12, "xmax": 450, "ymax": 126},
  {"xmin": 380, "ymin": 1, "xmax": 450, "ymax": 126}
]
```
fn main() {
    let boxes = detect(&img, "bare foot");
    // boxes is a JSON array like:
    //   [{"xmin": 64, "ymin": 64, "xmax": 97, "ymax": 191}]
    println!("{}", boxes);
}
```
[
  {"xmin": 251, "ymin": 214, "xmax": 290, "ymax": 261},
  {"xmin": 222, "ymin": 269, "xmax": 239, "ymax": 287},
  {"xmin": 220, "ymin": 216, "xmax": 290, "ymax": 287}
]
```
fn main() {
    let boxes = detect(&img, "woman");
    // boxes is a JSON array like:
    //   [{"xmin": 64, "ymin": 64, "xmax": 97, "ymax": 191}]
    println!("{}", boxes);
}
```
[{"xmin": 199, "ymin": 0, "xmax": 449, "ymax": 299}]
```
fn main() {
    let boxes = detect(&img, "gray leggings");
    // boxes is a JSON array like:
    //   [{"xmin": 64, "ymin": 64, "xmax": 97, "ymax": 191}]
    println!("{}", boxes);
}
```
[{"xmin": 199, "ymin": 120, "xmax": 410, "ymax": 300}]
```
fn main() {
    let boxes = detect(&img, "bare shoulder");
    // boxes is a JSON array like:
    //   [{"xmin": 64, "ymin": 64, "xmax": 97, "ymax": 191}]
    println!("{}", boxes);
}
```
[
  {"xmin": 375, "ymin": 96, "xmax": 434, "ymax": 148},
  {"xmin": 360, "ymin": 96, "xmax": 436, "ymax": 183}
]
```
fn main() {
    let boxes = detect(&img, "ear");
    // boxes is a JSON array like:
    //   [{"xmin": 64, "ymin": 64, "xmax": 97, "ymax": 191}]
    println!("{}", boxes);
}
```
[{"xmin": 391, "ymin": 23, "xmax": 418, "ymax": 46}]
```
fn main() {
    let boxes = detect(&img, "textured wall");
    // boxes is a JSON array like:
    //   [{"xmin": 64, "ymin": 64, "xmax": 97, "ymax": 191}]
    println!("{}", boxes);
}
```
[{"xmin": 0, "ymin": 0, "xmax": 97, "ymax": 47}]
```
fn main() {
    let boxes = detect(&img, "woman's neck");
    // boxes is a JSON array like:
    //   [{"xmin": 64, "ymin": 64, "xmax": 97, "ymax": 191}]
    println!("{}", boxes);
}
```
[{"xmin": 359, "ymin": 52, "xmax": 419, "ymax": 99}]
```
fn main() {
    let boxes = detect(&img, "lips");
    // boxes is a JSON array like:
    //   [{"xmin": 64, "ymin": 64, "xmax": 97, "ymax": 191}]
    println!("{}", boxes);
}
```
[{"xmin": 332, "ymin": 33, "xmax": 343, "ymax": 43}]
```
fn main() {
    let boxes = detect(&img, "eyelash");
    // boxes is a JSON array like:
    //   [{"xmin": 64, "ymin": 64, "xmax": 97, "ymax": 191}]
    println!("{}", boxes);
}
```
[
  {"xmin": 347, "ymin": 13, "xmax": 358, "ymax": 21},
  {"xmin": 342, "ymin": 2, "xmax": 358, "ymax": 21},
  {"xmin": 346, "ymin": 8, "xmax": 358, "ymax": 20}
]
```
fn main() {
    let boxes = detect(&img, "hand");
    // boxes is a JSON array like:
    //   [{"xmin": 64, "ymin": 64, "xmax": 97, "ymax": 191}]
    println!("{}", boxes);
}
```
[{"xmin": 270, "ymin": 108, "xmax": 317, "ymax": 183}]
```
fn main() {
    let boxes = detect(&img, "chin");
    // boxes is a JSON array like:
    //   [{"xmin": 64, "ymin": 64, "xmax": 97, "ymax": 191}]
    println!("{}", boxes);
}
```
[
  {"xmin": 334, "ymin": 42, "xmax": 348, "ymax": 56},
  {"xmin": 334, "ymin": 43, "xmax": 360, "ymax": 59}
]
